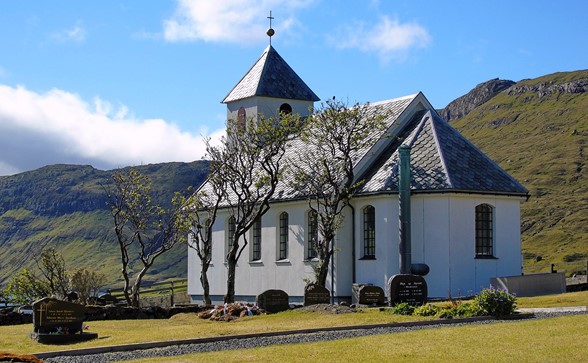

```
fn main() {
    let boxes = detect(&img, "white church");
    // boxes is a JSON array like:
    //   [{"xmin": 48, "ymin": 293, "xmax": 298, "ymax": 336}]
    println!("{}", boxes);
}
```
[{"xmin": 187, "ymin": 42, "xmax": 529, "ymax": 303}]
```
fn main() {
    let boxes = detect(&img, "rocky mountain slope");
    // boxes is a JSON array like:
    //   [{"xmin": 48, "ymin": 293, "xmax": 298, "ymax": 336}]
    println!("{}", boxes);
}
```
[
  {"xmin": 450, "ymin": 70, "xmax": 588, "ymax": 271},
  {"xmin": 439, "ymin": 78, "xmax": 516, "ymax": 121},
  {"xmin": 0, "ymin": 161, "xmax": 209, "ymax": 287}
]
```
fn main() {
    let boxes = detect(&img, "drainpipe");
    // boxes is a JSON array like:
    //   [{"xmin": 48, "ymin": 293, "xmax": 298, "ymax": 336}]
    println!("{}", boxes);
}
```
[
  {"xmin": 398, "ymin": 145, "xmax": 412, "ymax": 274},
  {"xmin": 349, "ymin": 204, "xmax": 356, "ymax": 284}
]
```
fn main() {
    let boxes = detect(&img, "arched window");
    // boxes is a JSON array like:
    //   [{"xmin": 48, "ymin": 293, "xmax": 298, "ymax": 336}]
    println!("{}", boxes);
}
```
[
  {"xmin": 237, "ymin": 107, "xmax": 246, "ymax": 130},
  {"xmin": 278, "ymin": 212, "xmax": 289, "ymax": 260},
  {"xmin": 475, "ymin": 204, "xmax": 494, "ymax": 257},
  {"xmin": 226, "ymin": 216, "xmax": 235, "ymax": 262},
  {"xmin": 279, "ymin": 103, "xmax": 292, "ymax": 116},
  {"xmin": 307, "ymin": 210, "xmax": 318, "ymax": 259},
  {"xmin": 362, "ymin": 205, "xmax": 376, "ymax": 258},
  {"xmin": 251, "ymin": 217, "xmax": 262, "ymax": 261}
]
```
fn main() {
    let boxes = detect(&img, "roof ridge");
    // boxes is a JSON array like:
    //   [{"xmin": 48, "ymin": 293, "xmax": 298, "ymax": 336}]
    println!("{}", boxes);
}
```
[{"xmin": 426, "ymin": 111, "xmax": 454, "ymax": 188}]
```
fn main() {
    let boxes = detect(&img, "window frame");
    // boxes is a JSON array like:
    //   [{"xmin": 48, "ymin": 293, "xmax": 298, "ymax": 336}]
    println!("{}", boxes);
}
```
[
  {"xmin": 362, "ymin": 205, "xmax": 376, "ymax": 259},
  {"xmin": 251, "ymin": 217, "xmax": 262, "ymax": 261},
  {"xmin": 475, "ymin": 204, "xmax": 495, "ymax": 258},
  {"xmin": 226, "ymin": 216, "xmax": 235, "ymax": 262},
  {"xmin": 307, "ymin": 210, "xmax": 318, "ymax": 260},
  {"xmin": 278, "ymin": 212, "xmax": 289, "ymax": 260}
]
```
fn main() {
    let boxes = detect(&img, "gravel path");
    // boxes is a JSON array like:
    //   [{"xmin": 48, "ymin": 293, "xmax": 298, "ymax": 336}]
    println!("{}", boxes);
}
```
[{"xmin": 43, "ymin": 311, "xmax": 585, "ymax": 363}]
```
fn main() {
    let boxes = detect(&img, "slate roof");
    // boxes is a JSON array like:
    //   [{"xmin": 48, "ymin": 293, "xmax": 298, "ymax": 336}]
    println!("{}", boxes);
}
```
[
  {"xmin": 222, "ymin": 45, "xmax": 320, "ymax": 103},
  {"xmin": 358, "ymin": 110, "xmax": 529, "ymax": 196},
  {"xmin": 199, "ymin": 94, "xmax": 528, "ymax": 205}
]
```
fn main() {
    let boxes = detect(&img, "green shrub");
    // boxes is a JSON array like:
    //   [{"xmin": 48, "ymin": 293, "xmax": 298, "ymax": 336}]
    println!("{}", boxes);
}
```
[
  {"xmin": 413, "ymin": 304, "xmax": 439, "ymax": 317},
  {"xmin": 391, "ymin": 302, "xmax": 415, "ymax": 315},
  {"xmin": 474, "ymin": 286, "xmax": 517, "ymax": 317}
]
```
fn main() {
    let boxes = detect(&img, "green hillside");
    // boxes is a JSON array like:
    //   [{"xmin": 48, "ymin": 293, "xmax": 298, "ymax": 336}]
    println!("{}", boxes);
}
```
[
  {"xmin": 451, "ymin": 70, "xmax": 588, "ymax": 272},
  {"xmin": 0, "ymin": 161, "xmax": 209, "ymax": 287}
]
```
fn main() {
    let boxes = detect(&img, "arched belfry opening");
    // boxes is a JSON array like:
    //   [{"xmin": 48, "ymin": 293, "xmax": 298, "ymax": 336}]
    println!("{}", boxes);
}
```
[{"xmin": 279, "ymin": 103, "xmax": 292, "ymax": 116}]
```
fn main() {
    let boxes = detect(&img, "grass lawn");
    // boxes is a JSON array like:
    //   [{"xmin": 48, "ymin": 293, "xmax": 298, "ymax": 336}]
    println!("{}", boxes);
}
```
[
  {"xmin": 516, "ymin": 290, "xmax": 588, "ymax": 308},
  {"xmin": 1, "ymin": 309, "xmax": 426, "ymax": 355},
  {"xmin": 123, "ymin": 314, "xmax": 588, "ymax": 363},
  {"xmin": 0, "ymin": 291, "xmax": 585, "ymax": 357}
]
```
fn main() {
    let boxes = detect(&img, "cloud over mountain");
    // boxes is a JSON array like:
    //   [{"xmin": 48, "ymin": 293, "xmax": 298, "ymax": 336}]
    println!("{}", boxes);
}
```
[{"xmin": 0, "ymin": 84, "xmax": 222, "ymax": 176}]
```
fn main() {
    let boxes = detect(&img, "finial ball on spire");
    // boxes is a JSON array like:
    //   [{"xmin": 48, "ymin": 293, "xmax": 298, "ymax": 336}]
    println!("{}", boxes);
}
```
[{"xmin": 267, "ymin": 28, "xmax": 275, "ymax": 37}]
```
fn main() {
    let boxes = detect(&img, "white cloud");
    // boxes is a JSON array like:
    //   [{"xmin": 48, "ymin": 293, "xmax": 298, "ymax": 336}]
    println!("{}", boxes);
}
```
[
  {"xmin": 163, "ymin": 0, "xmax": 314, "ymax": 43},
  {"xmin": 0, "ymin": 84, "xmax": 223, "ymax": 176},
  {"xmin": 49, "ymin": 23, "xmax": 87, "ymax": 43},
  {"xmin": 330, "ymin": 15, "xmax": 431, "ymax": 62}
]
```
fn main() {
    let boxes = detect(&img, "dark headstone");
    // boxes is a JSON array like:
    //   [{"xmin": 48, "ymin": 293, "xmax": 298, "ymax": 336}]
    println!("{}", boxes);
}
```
[
  {"xmin": 303, "ymin": 283, "xmax": 330, "ymax": 306},
  {"xmin": 352, "ymin": 284, "xmax": 385, "ymax": 306},
  {"xmin": 31, "ymin": 297, "xmax": 97, "ymax": 344},
  {"xmin": 410, "ymin": 263, "xmax": 430, "ymax": 276},
  {"xmin": 256, "ymin": 289, "xmax": 289, "ymax": 313},
  {"xmin": 388, "ymin": 274, "xmax": 428, "ymax": 306}
]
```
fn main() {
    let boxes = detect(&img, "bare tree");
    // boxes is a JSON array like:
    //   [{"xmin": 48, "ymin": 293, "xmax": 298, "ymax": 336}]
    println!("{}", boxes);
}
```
[
  {"xmin": 35, "ymin": 247, "xmax": 69, "ymax": 299},
  {"xmin": 291, "ymin": 98, "xmax": 389, "ymax": 286},
  {"xmin": 183, "ymin": 177, "xmax": 225, "ymax": 306},
  {"xmin": 107, "ymin": 169, "xmax": 193, "ymax": 307},
  {"xmin": 204, "ymin": 113, "xmax": 302, "ymax": 303}
]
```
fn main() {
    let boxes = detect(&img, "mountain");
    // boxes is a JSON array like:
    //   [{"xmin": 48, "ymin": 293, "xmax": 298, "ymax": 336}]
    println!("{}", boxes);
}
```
[
  {"xmin": 439, "ymin": 78, "xmax": 516, "ymax": 121},
  {"xmin": 449, "ymin": 70, "xmax": 588, "ymax": 271},
  {"xmin": 0, "ymin": 161, "xmax": 209, "ymax": 287},
  {"xmin": 2, "ymin": 70, "xmax": 586, "ymax": 289}
]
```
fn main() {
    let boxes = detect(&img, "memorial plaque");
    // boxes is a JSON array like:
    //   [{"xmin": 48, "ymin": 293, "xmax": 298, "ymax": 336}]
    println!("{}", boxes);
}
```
[
  {"xmin": 352, "ymin": 284, "xmax": 385, "ymax": 306},
  {"xmin": 256, "ymin": 289, "xmax": 289, "ymax": 313},
  {"xmin": 31, "ymin": 297, "xmax": 97, "ymax": 344},
  {"xmin": 303, "ymin": 283, "xmax": 330, "ymax": 306},
  {"xmin": 387, "ymin": 274, "xmax": 428, "ymax": 306}
]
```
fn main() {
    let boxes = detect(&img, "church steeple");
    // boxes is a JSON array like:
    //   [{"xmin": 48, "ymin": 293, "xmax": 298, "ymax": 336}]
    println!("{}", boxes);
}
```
[
  {"xmin": 222, "ymin": 45, "xmax": 319, "ymax": 104},
  {"xmin": 222, "ymin": 17, "xmax": 319, "ymax": 122}
]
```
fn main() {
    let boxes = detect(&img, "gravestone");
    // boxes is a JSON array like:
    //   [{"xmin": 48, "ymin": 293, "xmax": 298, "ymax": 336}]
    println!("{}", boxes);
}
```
[
  {"xmin": 387, "ymin": 274, "xmax": 428, "ymax": 306},
  {"xmin": 352, "ymin": 284, "xmax": 385, "ymax": 306},
  {"xmin": 256, "ymin": 289, "xmax": 289, "ymax": 313},
  {"xmin": 303, "ymin": 283, "xmax": 330, "ymax": 306},
  {"xmin": 31, "ymin": 297, "xmax": 98, "ymax": 344}
]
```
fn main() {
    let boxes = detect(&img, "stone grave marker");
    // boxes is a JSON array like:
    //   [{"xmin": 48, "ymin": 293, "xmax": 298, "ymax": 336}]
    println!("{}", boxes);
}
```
[
  {"xmin": 303, "ymin": 283, "xmax": 330, "ymax": 306},
  {"xmin": 352, "ymin": 284, "xmax": 385, "ymax": 306},
  {"xmin": 387, "ymin": 274, "xmax": 428, "ymax": 306},
  {"xmin": 31, "ymin": 297, "xmax": 98, "ymax": 344},
  {"xmin": 256, "ymin": 289, "xmax": 289, "ymax": 313}
]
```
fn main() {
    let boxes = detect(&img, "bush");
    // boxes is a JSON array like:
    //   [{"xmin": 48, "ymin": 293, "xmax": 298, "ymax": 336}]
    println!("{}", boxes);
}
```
[
  {"xmin": 474, "ymin": 286, "xmax": 517, "ymax": 317},
  {"xmin": 413, "ymin": 304, "xmax": 439, "ymax": 317},
  {"xmin": 391, "ymin": 302, "xmax": 415, "ymax": 315}
]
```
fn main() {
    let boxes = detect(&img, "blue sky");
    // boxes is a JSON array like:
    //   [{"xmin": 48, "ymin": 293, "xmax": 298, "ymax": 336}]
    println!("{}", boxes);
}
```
[{"xmin": 0, "ymin": 0, "xmax": 586, "ymax": 176}]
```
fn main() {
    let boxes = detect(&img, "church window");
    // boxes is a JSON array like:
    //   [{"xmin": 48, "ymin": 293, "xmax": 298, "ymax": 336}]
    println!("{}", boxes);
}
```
[
  {"xmin": 279, "ymin": 103, "xmax": 292, "ymax": 116},
  {"xmin": 278, "ymin": 212, "xmax": 289, "ymax": 260},
  {"xmin": 251, "ymin": 217, "xmax": 262, "ymax": 261},
  {"xmin": 226, "ymin": 216, "xmax": 235, "ymax": 262},
  {"xmin": 237, "ymin": 107, "xmax": 246, "ymax": 130},
  {"xmin": 475, "ymin": 204, "xmax": 494, "ymax": 257},
  {"xmin": 362, "ymin": 205, "xmax": 376, "ymax": 258},
  {"xmin": 307, "ymin": 210, "xmax": 318, "ymax": 259}
]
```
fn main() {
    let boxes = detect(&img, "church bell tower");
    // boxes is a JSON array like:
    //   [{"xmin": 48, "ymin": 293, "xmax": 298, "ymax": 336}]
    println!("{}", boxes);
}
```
[{"xmin": 221, "ymin": 13, "xmax": 319, "ymax": 123}]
